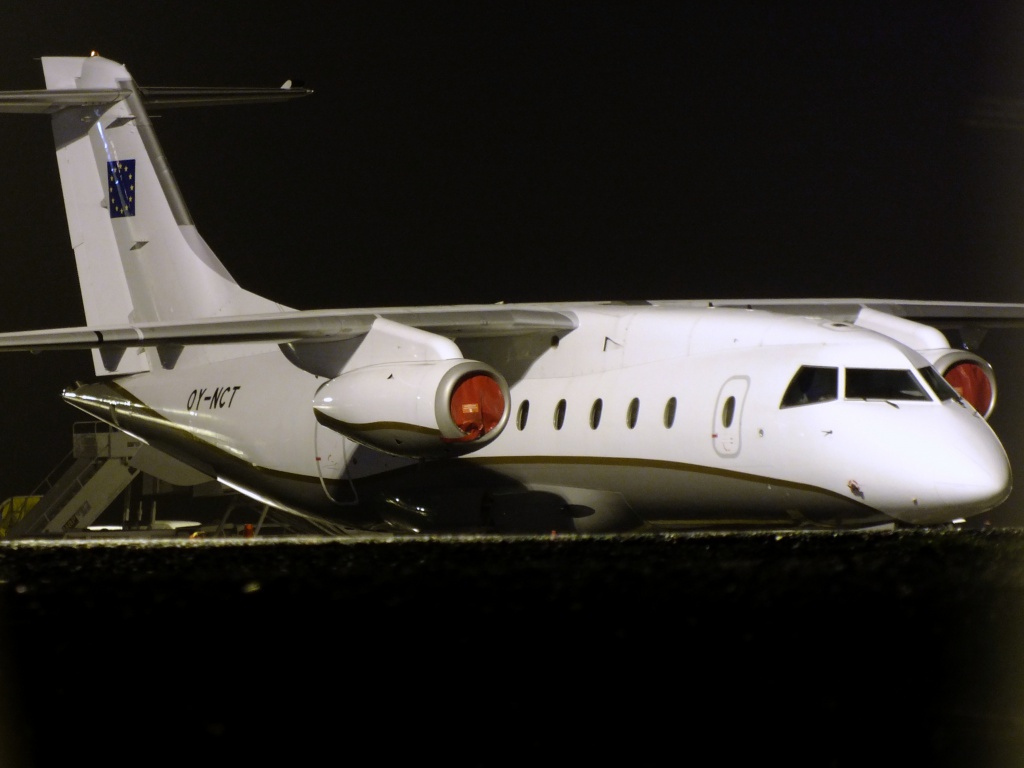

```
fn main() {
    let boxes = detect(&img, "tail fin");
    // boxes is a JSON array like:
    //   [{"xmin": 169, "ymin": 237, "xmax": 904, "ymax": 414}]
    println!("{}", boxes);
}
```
[{"xmin": 3, "ymin": 55, "xmax": 308, "ymax": 375}]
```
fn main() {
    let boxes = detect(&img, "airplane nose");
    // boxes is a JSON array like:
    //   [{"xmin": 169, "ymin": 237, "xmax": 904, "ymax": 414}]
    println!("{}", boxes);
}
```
[
  {"xmin": 879, "ymin": 409, "xmax": 1012, "ymax": 524},
  {"xmin": 926, "ymin": 418, "xmax": 1012, "ymax": 519},
  {"xmin": 934, "ymin": 446, "xmax": 1011, "ymax": 514}
]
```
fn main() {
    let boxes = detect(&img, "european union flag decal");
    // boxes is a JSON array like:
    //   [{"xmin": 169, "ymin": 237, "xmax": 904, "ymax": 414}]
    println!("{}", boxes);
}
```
[{"xmin": 108, "ymin": 159, "xmax": 136, "ymax": 218}]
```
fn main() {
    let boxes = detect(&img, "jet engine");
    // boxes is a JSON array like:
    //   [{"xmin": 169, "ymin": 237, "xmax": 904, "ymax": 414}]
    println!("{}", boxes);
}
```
[
  {"xmin": 919, "ymin": 349, "xmax": 996, "ymax": 419},
  {"xmin": 313, "ymin": 359, "xmax": 511, "ymax": 458}
]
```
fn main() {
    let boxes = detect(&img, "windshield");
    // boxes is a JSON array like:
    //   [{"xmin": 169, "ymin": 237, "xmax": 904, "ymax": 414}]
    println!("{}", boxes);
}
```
[
  {"xmin": 845, "ymin": 368, "xmax": 930, "ymax": 401},
  {"xmin": 918, "ymin": 366, "xmax": 962, "ymax": 403}
]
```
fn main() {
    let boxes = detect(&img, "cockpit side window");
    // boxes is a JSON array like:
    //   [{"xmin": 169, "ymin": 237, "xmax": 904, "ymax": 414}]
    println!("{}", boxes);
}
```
[
  {"xmin": 780, "ymin": 366, "xmax": 838, "ymax": 409},
  {"xmin": 918, "ymin": 366, "xmax": 961, "ymax": 403},
  {"xmin": 845, "ymin": 368, "xmax": 930, "ymax": 401}
]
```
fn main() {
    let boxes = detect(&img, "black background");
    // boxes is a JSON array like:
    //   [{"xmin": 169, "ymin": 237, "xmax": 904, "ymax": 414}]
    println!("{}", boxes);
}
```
[{"xmin": 3, "ymin": 3, "xmax": 1024, "ymax": 523}]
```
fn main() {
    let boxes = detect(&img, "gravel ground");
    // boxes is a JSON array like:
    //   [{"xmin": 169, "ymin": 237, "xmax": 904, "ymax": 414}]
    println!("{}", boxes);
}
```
[{"xmin": 0, "ymin": 528, "xmax": 1022, "ymax": 767}]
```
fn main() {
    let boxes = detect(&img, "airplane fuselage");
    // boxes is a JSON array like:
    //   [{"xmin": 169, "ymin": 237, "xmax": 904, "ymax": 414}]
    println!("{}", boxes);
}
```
[{"xmin": 64, "ymin": 305, "xmax": 1011, "ymax": 533}]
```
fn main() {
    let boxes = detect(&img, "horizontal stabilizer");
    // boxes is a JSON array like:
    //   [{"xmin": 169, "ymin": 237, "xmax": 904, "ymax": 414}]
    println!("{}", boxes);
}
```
[
  {"xmin": 137, "ymin": 85, "xmax": 314, "ymax": 108},
  {"xmin": 0, "ymin": 84, "xmax": 312, "ymax": 114},
  {"xmin": 0, "ymin": 88, "xmax": 128, "ymax": 114}
]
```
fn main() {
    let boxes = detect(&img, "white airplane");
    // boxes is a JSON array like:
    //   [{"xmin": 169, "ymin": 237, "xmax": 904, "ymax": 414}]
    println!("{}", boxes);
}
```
[{"xmin": 0, "ymin": 53, "xmax": 1021, "ymax": 534}]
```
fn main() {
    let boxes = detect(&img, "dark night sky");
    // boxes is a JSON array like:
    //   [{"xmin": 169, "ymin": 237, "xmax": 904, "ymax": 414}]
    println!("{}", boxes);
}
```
[{"xmin": 4, "ymin": 2, "xmax": 1024, "ymax": 522}]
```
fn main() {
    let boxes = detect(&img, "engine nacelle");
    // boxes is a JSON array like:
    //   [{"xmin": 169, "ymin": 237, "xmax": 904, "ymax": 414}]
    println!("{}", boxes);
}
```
[
  {"xmin": 313, "ymin": 359, "xmax": 511, "ymax": 458},
  {"xmin": 919, "ymin": 348, "xmax": 997, "ymax": 419}
]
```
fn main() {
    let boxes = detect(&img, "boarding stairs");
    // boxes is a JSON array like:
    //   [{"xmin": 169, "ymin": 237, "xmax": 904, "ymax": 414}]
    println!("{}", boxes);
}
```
[
  {"xmin": 1, "ymin": 422, "xmax": 142, "ymax": 538},
  {"xmin": 0, "ymin": 422, "xmax": 363, "ymax": 539}
]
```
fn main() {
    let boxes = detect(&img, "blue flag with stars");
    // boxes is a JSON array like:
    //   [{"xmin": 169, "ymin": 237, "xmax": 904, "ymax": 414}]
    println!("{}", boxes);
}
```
[{"xmin": 108, "ymin": 159, "xmax": 135, "ymax": 218}]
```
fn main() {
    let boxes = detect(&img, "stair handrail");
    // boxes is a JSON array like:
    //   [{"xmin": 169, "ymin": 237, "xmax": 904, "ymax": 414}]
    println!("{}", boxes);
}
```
[{"xmin": 28, "ymin": 447, "xmax": 76, "ymax": 499}]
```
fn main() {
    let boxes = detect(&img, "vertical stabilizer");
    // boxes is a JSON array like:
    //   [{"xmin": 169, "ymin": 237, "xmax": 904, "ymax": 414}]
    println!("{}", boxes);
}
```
[{"xmin": 39, "ymin": 55, "xmax": 287, "ymax": 375}]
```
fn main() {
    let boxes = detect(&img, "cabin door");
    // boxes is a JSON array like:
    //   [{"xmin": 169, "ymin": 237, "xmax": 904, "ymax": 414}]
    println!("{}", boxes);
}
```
[
  {"xmin": 314, "ymin": 421, "xmax": 358, "ymax": 504},
  {"xmin": 713, "ymin": 376, "xmax": 749, "ymax": 457}
]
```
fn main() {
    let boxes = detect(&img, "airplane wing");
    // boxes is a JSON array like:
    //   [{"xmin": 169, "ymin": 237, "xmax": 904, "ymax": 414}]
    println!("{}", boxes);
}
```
[
  {"xmin": 0, "ymin": 305, "xmax": 579, "ymax": 352},
  {"xmin": 680, "ymin": 298, "xmax": 1024, "ymax": 329},
  {"xmin": 3, "ymin": 299, "xmax": 1024, "ymax": 354},
  {"xmin": 655, "ymin": 298, "xmax": 1024, "ymax": 350}
]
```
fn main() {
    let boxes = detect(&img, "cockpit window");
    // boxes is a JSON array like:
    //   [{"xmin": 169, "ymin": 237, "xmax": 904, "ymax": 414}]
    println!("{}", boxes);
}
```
[
  {"xmin": 780, "ymin": 366, "xmax": 838, "ymax": 408},
  {"xmin": 918, "ymin": 366, "xmax": 961, "ymax": 403},
  {"xmin": 845, "ymin": 368, "xmax": 930, "ymax": 401}
]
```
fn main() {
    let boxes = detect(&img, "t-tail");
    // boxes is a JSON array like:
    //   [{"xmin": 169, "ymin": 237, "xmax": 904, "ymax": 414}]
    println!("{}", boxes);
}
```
[{"xmin": 0, "ymin": 54, "xmax": 311, "ymax": 375}]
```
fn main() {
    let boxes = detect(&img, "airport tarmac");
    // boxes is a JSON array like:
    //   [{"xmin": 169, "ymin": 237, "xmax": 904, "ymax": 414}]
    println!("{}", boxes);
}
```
[{"xmin": 0, "ymin": 527, "xmax": 1022, "ymax": 767}]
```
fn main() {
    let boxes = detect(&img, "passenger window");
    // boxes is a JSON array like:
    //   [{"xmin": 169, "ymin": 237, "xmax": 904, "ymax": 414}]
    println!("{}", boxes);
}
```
[
  {"xmin": 780, "ymin": 366, "xmax": 838, "ymax": 408},
  {"xmin": 663, "ymin": 397, "xmax": 677, "ymax": 428},
  {"xmin": 626, "ymin": 398, "xmax": 640, "ymax": 429},
  {"xmin": 590, "ymin": 399, "xmax": 603, "ymax": 429},
  {"xmin": 554, "ymin": 399, "xmax": 566, "ymax": 430},
  {"xmin": 516, "ymin": 400, "xmax": 529, "ymax": 430},
  {"xmin": 845, "ymin": 369, "xmax": 930, "ymax": 401}
]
